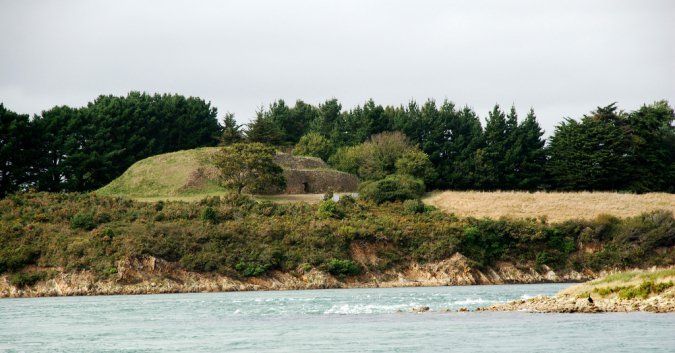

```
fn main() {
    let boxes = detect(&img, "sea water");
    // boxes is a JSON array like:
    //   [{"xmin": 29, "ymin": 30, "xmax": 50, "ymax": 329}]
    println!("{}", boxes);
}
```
[{"xmin": 1, "ymin": 283, "xmax": 674, "ymax": 352}]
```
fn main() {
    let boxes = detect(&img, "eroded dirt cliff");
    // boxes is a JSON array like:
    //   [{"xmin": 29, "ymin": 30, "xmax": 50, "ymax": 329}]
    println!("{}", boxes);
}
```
[{"xmin": 1, "ymin": 253, "xmax": 596, "ymax": 298}]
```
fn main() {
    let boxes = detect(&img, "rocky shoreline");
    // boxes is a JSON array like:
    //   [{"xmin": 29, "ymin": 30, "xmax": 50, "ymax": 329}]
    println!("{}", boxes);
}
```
[
  {"xmin": 478, "ymin": 267, "xmax": 675, "ymax": 313},
  {"xmin": 1, "ymin": 254, "xmax": 594, "ymax": 298},
  {"xmin": 478, "ymin": 295, "xmax": 675, "ymax": 313}
]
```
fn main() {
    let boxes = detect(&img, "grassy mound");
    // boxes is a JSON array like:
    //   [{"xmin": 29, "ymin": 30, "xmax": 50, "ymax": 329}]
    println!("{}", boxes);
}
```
[
  {"xmin": 97, "ymin": 147, "xmax": 223, "ymax": 199},
  {"xmin": 97, "ymin": 147, "xmax": 358, "ymax": 201}
]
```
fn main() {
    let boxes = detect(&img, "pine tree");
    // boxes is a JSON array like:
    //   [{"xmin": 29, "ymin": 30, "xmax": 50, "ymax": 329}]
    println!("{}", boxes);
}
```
[
  {"xmin": 246, "ymin": 110, "xmax": 284, "ymax": 145},
  {"xmin": 547, "ymin": 103, "xmax": 631, "ymax": 190},
  {"xmin": 310, "ymin": 99, "xmax": 342, "ymax": 138},
  {"xmin": 477, "ymin": 104, "xmax": 509, "ymax": 189},
  {"xmin": 502, "ymin": 106, "xmax": 520, "ymax": 189},
  {"xmin": 624, "ymin": 101, "xmax": 674, "ymax": 192},
  {"xmin": 220, "ymin": 113, "xmax": 244, "ymax": 145},
  {"xmin": 512, "ymin": 108, "xmax": 546, "ymax": 190},
  {"xmin": 266, "ymin": 100, "xmax": 293, "ymax": 145},
  {"xmin": 0, "ymin": 104, "xmax": 35, "ymax": 197}
]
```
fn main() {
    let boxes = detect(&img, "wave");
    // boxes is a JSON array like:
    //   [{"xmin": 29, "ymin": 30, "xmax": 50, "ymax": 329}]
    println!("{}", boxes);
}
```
[
  {"xmin": 324, "ymin": 303, "xmax": 412, "ymax": 315},
  {"xmin": 451, "ymin": 298, "xmax": 488, "ymax": 305}
]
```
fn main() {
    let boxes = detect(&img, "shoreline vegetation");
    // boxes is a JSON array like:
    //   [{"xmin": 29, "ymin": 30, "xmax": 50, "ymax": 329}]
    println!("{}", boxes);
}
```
[
  {"xmin": 479, "ymin": 267, "xmax": 675, "ymax": 313},
  {"xmin": 1, "ymin": 192, "xmax": 672, "ymax": 299}
]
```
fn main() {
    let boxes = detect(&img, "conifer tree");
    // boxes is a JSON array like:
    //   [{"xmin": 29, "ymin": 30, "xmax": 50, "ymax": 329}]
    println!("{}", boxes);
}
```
[
  {"xmin": 246, "ymin": 110, "xmax": 284, "ymax": 145},
  {"xmin": 220, "ymin": 113, "xmax": 244, "ymax": 145},
  {"xmin": 476, "ymin": 104, "xmax": 509, "ymax": 189},
  {"xmin": 547, "ymin": 103, "xmax": 631, "ymax": 190},
  {"xmin": 310, "ymin": 99, "xmax": 342, "ymax": 138},
  {"xmin": 512, "ymin": 108, "xmax": 546, "ymax": 190}
]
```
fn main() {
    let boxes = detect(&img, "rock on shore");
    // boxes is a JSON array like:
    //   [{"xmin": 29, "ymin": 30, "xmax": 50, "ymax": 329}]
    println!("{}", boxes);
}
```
[{"xmin": 478, "ymin": 295, "xmax": 675, "ymax": 313}]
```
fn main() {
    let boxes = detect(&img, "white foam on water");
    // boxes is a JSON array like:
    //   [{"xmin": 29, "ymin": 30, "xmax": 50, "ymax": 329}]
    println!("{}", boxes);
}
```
[
  {"xmin": 323, "ymin": 303, "xmax": 410, "ymax": 315},
  {"xmin": 452, "ymin": 298, "xmax": 487, "ymax": 305}
]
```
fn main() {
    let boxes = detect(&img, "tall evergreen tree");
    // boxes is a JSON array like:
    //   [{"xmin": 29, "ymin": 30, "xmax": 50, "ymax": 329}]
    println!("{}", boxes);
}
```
[
  {"xmin": 624, "ymin": 101, "xmax": 674, "ymax": 192},
  {"xmin": 265, "ymin": 100, "xmax": 295, "ymax": 145},
  {"xmin": 310, "ymin": 99, "xmax": 342, "ymax": 137},
  {"xmin": 476, "ymin": 104, "xmax": 509, "ymax": 189},
  {"xmin": 246, "ymin": 109, "xmax": 284, "ymax": 145},
  {"xmin": 443, "ymin": 106, "xmax": 485, "ymax": 189},
  {"xmin": 331, "ymin": 102, "xmax": 372, "ymax": 147},
  {"xmin": 287, "ymin": 100, "xmax": 317, "ymax": 143},
  {"xmin": 220, "ymin": 113, "xmax": 244, "ymax": 145},
  {"xmin": 509, "ymin": 108, "xmax": 546, "ymax": 190},
  {"xmin": 547, "ymin": 103, "xmax": 631, "ymax": 190},
  {"xmin": 0, "ymin": 104, "xmax": 35, "ymax": 196},
  {"xmin": 502, "ymin": 106, "xmax": 520, "ymax": 189}
]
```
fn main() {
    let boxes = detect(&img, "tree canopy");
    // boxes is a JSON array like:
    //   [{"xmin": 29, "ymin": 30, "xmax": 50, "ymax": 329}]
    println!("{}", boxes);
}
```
[
  {"xmin": 1, "ymin": 94, "xmax": 672, "ymax": 197},
  {"xmin": 213, "ymin": 143, "xmax": 285, "ymax": 194}
]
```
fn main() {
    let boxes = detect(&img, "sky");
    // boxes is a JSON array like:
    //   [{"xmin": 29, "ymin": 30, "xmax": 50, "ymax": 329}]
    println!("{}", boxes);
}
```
[{"xmin": 1, "ymin": 0, "xmax": 673, "ymax": 135}]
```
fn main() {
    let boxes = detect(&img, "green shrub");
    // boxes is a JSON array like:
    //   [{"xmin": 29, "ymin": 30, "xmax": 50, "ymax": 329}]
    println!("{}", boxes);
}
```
[
  {"xmin": 201, "ymin": 206, "xmax": 218, "ymax": 224},
  {"xmin": 9, "ymin": 271, "xmax": 47, "ymax": 288},
  {"xmin": 293, "ymin": 132, "xmax": 333, "ymax": 161},
  {"xmin": 395, "ymin": 149, "xmax": 437, "ymax": 185},
  {"xmin": 325, "ymin": 258, "xmax": 361, "ymax": 276},
  {"xmin": 458, "ymin": 222, "xmax": 508, "ymax": 268},
  {"xmin": 235, "ymin": 262, "xmax": 269, "ymax": 277},
  {"xmin": 71, "ymin": 212, "xmax": 96, "ymax": 230},
  {"xmin": 403, "ymin": 199, "xmax": 426, "ymax": 214},
  {"xmin": 154, "ymin": 201, "xmax": 164, "ymax": 211},
  {"xmin": 618, "ymin": 280, "xmax": 674, "ymax": 299},
  {"xmin": 0, "ymin": 245, "xmax": 40, "ymax": 273},
  {"xmin": 535, "ymin": 251, "xmax": 550, "ymax": 270},
  {"xmin": 317, "ymin": 199, "xmax": 344, "ymax": 219},
  {"xmin": 358, "ymin": 175, "xmax": 424, "ymax": 204}
]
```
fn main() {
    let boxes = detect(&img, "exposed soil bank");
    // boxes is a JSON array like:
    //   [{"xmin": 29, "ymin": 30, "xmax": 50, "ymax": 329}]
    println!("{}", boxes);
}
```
[{"xmin": 2, "ymin": 254, "xmax": 594, "ymax": 298}]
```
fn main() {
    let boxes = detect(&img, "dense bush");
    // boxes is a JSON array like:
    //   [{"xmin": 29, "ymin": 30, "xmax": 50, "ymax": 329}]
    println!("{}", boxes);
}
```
[
  {"xmin": 358, "ymin": 175, "xmax": 425, "ymax": 204},
  {"xmin": 325, "ymin": 259, "xmax": 361, "ymax": 276},
  {"xmin": 402, "ymin": 199, "xmax": 427, "ymax": 214},
  {"xmin": 71, "ymin": 212, "xmax": 96, "ymax": 230},
  {"xmin": 9, "ymin": 271, "xmax": 48, "ymax": 288},
  {"xmin": 293, "ymin": 132, "xmax": 333, "ymax": 161},
  {"xmin": 0, "ymin": 193, "xmax": 672, "ymax": 281},
  {"xmin": 317, "ymin": 199, "xmax": 345, "ymax": 219},
  {"xmin": 330, "ymin": 132, "xmax": 434, "ymax": 183}
]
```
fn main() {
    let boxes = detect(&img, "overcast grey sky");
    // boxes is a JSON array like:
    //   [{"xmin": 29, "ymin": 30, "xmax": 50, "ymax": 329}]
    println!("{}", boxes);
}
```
[{"xmin": 1, "ymin": 0, "xmax": 673, "ymax": 135}]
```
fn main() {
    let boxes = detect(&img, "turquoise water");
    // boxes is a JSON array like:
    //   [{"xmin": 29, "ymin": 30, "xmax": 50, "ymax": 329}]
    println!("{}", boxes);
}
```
[{"xmin": 2, "ymin": 283, "xmax": 674, "ymax": 352}]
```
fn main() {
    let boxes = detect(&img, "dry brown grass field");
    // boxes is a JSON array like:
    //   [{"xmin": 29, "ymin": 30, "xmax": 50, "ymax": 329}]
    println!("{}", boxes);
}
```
[{"xmin": 423, "ymin": 191, "xmax": 675, "ymax": 222}]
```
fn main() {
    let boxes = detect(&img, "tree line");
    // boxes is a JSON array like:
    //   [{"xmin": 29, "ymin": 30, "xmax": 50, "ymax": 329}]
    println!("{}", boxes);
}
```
[
  {"xmin": 238, "ymin": 98, "xmax": 674, "ymax": 192},
  {"xmin": 1, "ymin": 93, "xmax": 673, "ymax": 197},
  {"xmin": 1, "ymin": 92, "xmax": 221, "ymax": 196}
]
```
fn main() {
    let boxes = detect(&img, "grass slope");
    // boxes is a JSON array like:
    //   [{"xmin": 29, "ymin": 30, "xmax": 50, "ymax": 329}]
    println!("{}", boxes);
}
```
[
  {"xmin": 97, "ymin": 147, "xmax": 355, "ymax": 202},
  {"xmin": 97, "ymin": 147, "xmax": 224, "ymax": 200}
]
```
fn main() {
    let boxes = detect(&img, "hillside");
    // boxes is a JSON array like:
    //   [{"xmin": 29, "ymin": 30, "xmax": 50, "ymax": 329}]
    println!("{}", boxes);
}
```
[
  {"xmin": 1, "ymin": 192, "xmax": 673, "ymax": 298},
  {"xmin": 97, "ymin": 147, "xmax": 358, "ymax": 201},
  {"xmin": 425, "ymin": 191, "xmax": 675, "ymax": 222}
]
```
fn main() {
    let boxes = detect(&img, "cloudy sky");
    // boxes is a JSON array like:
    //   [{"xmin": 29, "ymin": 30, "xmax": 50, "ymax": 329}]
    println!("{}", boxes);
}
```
[{"xmin": 1, "ymin": 0, "xmax": 673, "ymax": 135}]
